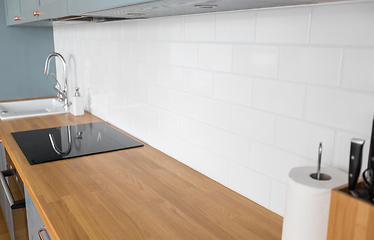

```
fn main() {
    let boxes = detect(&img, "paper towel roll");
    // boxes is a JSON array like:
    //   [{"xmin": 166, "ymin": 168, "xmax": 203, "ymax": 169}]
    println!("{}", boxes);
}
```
[{"xmin": 282, "ymin": 166, "xmax": 346, "ymax": 240}]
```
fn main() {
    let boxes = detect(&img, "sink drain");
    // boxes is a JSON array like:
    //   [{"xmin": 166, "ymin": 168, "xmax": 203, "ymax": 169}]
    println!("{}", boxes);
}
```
[{"xmin": 1, "ymin": 111, "xmax": 8, "ymax": 114}]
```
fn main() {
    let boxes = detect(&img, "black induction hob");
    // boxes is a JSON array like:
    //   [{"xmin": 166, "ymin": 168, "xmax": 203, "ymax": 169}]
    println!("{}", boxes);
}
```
[{"xmin": 11, "ymin": 122, "xmax": 143, "ymax": 165}]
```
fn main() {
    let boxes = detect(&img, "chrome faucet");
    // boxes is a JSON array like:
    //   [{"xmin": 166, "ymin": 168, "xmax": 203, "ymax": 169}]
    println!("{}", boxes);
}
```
[{"xmin": 44, "ymin": 52, "xmax": 69, "ymax": 110}]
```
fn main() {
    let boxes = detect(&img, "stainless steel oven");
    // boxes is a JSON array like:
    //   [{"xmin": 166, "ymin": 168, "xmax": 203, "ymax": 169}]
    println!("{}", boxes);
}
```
[{"xmin": 0, "ymin": 140, "xmax": 28, "ymax": 240}]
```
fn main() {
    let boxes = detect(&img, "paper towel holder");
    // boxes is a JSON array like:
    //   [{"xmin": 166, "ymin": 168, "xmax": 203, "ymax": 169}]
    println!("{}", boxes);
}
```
[{"xmin": 310, "ymin": 143, "xmax": 332, "ymax": 181}]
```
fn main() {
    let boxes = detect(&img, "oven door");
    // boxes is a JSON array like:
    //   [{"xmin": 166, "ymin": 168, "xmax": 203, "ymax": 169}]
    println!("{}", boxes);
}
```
[{"xmin": 0, "ymin": 141, "xmax": 28, "ymax": 240}]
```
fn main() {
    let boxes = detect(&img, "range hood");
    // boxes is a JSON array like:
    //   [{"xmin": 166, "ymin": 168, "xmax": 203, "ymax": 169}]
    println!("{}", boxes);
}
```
[{"xmin": 51, "ymin": 0, "xmax": 355, "ymax": 24}]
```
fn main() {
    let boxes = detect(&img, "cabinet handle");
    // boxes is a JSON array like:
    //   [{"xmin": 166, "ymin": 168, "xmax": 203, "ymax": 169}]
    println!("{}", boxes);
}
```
[
  {"xmin": 0, "ymin": 170, "xmax": 25, "ymax": 209},
  {"xmin": 38, "ymin": 225, "xmax": 50, "ymax": 240},
  {"xmin": 14, "ymin": 16, "xmax": 20, "ymax": 21},
  {"xmin": 33, "ymin": 11, "xmax": 39, "ymax": 16}
]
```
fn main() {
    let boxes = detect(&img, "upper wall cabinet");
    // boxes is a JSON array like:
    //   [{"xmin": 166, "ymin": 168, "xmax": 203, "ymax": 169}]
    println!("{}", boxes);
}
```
[
  {"xmin": 4, "ymin": 0, "xmax": 21, "ymax": 25},
  {"xmin": 67, "ymin": 0, "xmax": 156, "ymax": 15},
  {"xmin": 5, "ymin": 0, "xmax": 354, "ymax": 26},
  {"xmin": 5, "ymin": 0, "xmax": 67, "ymax": 26},
  {"xmin": 38, "ymin": 0, "xmax": 68, "ymax": 20}
]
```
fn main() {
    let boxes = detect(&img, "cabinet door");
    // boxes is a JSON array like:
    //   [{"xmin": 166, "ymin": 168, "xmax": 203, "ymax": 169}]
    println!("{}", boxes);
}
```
[
  {"xmin": 19, "ymin": 0, "xmax": 38, "ymax": 23},
  {"xmin": 38, "ymin": 0, "xmax": 67, "ymax": 21},
  {"xmin": 68, "ymin": 0, "xmax": 155, "ymax": 15},
  {"xmin": 25, "ymin": 188, "xmax": 53, "ymax": 240},
  {"xmin": 4, "ymin": 0, "xmax": 21, "ymax": 26}
]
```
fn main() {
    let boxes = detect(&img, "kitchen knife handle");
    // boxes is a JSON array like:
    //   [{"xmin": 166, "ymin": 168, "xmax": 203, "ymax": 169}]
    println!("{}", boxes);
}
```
[
  {"xmin": 368, "ymin": 118, "xmax": 374, "ymax": 171},
  {"xmin": 349, "ymin": 138, "xmax": 365, "ymax": 191}
]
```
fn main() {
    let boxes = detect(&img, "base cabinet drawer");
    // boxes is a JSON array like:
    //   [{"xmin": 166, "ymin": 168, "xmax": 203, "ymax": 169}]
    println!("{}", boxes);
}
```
[{"xmin": 25, "ymin": 188, "xmax": 52, "ymax": 240}]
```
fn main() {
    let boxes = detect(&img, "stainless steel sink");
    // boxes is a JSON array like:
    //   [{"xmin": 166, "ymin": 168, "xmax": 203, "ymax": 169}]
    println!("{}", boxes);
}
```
[{"xmin": 0, "ymin": 98, "xmax": 67, "ymax": 120}]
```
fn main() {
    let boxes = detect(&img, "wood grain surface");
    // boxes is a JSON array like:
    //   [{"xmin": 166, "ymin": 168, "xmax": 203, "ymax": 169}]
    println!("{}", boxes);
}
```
[
  {"xmin": 0, "ymin": 112, "xmax": 283, "ymax": 240},
  {"xmin": 327, "ymin": 183, "xmax": 374, "ymax": 240}
]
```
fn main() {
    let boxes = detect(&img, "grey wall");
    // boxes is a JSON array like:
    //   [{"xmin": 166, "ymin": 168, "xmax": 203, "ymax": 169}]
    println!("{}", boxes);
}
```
[{"xmin": 0, "ymin": 0, "xmax": 55, "ymax": 101}]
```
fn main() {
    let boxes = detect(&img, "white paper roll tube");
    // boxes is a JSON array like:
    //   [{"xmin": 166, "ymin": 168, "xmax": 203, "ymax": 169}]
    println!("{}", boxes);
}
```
[{"xmin": 282, "ymin": 166, "xmax": 346, "ymax": 240}]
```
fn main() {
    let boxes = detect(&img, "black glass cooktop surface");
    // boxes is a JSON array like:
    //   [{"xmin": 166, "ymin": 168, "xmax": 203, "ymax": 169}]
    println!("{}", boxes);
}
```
[{"xmin": 12, "ymin": 122, "xmax": 143, "ymax": 165}]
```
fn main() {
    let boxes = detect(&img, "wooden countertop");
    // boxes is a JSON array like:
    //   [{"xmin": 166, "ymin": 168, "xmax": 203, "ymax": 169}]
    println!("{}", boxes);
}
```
[{"xmin": 0, "ymin": 112, "xmax": 282, "ymax": 240}]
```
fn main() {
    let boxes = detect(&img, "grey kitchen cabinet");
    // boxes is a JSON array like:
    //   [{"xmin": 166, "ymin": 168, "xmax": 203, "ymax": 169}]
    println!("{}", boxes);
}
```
[
  {"xmin": 4, "ymin": 0, "xmax": 152, "ymax": 25},
  {"xmin": 18, "ymin": 0, "xmax": 38, "ymax": 23},
  {"xmin": 4, "ymin": 0, "xmax": 21, "ymax": 25},
  {"xmin": 5, "ymin": 0, "xmax": 67, "ymax": 25},
  {"xmin": 67, "ymin": 0, "xmax": 155, "ymax": 15},
  {"xmin": 25, "ymin": 187, "xmax": 52, "ymax": 240},
  {"xmin": 37, "ymin": 0, "xmax": 67, "ymax": 21}
]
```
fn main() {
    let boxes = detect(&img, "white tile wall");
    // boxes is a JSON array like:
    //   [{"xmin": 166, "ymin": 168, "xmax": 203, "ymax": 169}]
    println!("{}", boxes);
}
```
[
  {"xmin": 256, "ymin": 7, "xmax": 310, "ymax": 44},
  {"xmin": 215, "ymin": 11, "xmax": 255, "ymax": 42},
  {"xmin": 54, "ymin": 0, "xmax": 374, "ymax": 217}
]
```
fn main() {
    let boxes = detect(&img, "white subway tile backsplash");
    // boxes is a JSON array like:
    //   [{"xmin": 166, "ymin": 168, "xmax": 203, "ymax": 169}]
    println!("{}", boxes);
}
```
[
  {"xmin": 160, "ymin": 110, "xmax": 184, "ymax": 138},
  {"xmin": 215, "ymin": 11, "xmax": 255, "ymax": 43},
  {"xmin": 117, "ymin": 112, "xmax": 133, "ymax": 133},
  {"xmin": 122, "ymin": 97, "xmax": 142, "ymax": 119},
  {"xmin": 108, "ymin": 93, "xmax": 125, "ymax": 109},
  {"xmin": 341, "ymin": 48, "xmax": 374, "ymax": 92},
  {"xmin": 184, "ymin": 14, "xmax": 215, "ymax": 42},
  {"xmin": 116, "ymin": 40, "xmax": 131, "ymax": 59},
  {"xmin": 213, "ymin": 73, "xmax": 252, "ymax": 107},
  {"xmin": 140, "ymin": 105, "xmax": 159, "ymax": 127},
  {"xmin": 148, "ymin": 85, "xmax": 169, "ymax": 109},
  {"xmin": 108, "ymin": 22, "xmax": 122, "ymax": 40},
  {"xmin": 170, "ymin": 90, "xmax": 197, "ymax": 118},
  {"xmin": 149, "ymin": 126, "xmax": 170, "ymax": 154},
  {"xmin": 116, "ymin": 77, "xmax": 131, "ymax": 98},
  {"xmin": 159, "ymin": 16, "xmax": 184, "ymax": 41},
  {"xmin": 310, "ymin": 2, "xmax": 374, "ymax": 46},
  {"xmin": 229, "ymin": 162, "xmax": 271, "ymax": 208},
  {"xmin": 85, "ymin": 24, "xmax": 96, "ymax": 40},
  {"xmin": 253, "ymin": 78, "xmax": 305, "ymax": 118},
  {"xmin": 123, "ymin": 59, "xmax": 140, "ymax": 80},
  {"xmin": 105, "ymin": 108, "xmax": 118, "ymax": 126},
  {"xmin": 278, "ymin": 46, "xmax": 341, "ymax": 86},
  {"xmin": 56, "ymin": 2, "xmax": 374, "ymax": 218},
  {"xmin": 98, "ymin": 57, "xmax": 112, "ymax": 75},
  {"xmin": 109, "ymin": 58, "xmax": 124, "ymax": 77},
  {"xmin": 170, "ymin": 135, "xmax": 197, "ymax": 169},
  {"xmin": 198, "ymin": 44, "xmax": 232, "ymax": 72},
  {"xmin": 196, "ymin": 148, "xmax": 229, "ymax": 186},
  {"xmin": 139, "ymin": 19, "xmax": 159, "ymax": 40},
  {"xmin": 270, "ymin": 181, "xmax": 287, "ymax": 216},
  {"xmin": 92, "ymin": 40, "xmax": 103, "ymax": 56},
  {"xmin": 132, "ymin": 119, "xmax": 149, "ymax": 143},
  {"xmin": 170, "ymin": 43, "xmax": 198, "ymax": 67},
  {"xmin": 149, "ymin": 42, "xmax": 170, "ymax": 64},
  {"xmin": 102, "ymin": 40, "xmax": 116, "ymax": 57},
  {"xmin": 233, "ymin": 45, "xmax": 278, "ymax": 78},
  {"xmin": 159, "ymin": 65, "xmax": 184, "ymax": 91},
  {"xmin": 250, "ymin": 142, "xmax": 301, "ymax": 184},
  {"xmin": 275, "ymin": 116, "xmax": 334, "ymax": 165},
  {"xmin": 305, "ymin": 86, "xmax": 374, "ymax": 135},
  {"xmin": 256, "ymin": 7, "xmax": 310, "ymax": 44},
  {"xmin": 96, "ymin": 24, "xmax": 108, "ymax": 40},
  {"xmin": 130, "ymin": 41, "xmax": 148, "ymax": 61},
  {"xmin": 122, "ymin": 20, "xmax": 139, "ymax": 40},
  {"xmin": 213, "ymin": 129, "xmax": 251, "ymax": 167},
  {"xmin": 131, "ymin": 80, "xmax": 148, "ymax": 102},
  {"xmin": 231, "ymin": 106, "xmax": 275, "ymax": 145},
  {"xmin": 183, "ymin": 118, "xmax": 213, "ymax": 150},
  {"xmin": 139, "ymin": 62, "xmax": 158, "ymax": 85},
  {"xmin": 183, "ymin": 69, "xmax": 213, "ymax": 97},
  {"xmin": 197, "ymin": 97, "xmax": 230, "ymax": 130}
]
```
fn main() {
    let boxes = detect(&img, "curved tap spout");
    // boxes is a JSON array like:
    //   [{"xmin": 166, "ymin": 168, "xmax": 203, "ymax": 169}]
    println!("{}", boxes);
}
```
[
  {"xmin": 49, "ymin": 126, "xmax": 72, "ymax": 156},
  {"xmin": 44, "ymin": 52, "xmax": 69, "ymax": 110}
]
